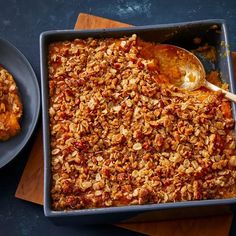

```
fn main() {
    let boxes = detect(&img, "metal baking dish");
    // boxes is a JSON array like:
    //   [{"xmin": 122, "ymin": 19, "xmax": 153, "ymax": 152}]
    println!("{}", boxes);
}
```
[{"xmin": 40, "ymin": 19, "xmax": 236, "ymax": 224}]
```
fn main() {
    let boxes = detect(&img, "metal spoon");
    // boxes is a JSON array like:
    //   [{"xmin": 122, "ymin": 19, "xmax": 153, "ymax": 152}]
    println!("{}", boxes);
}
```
[{"xmin": 154, "ymin": 44, "xmax": 236, "ymax": 102}]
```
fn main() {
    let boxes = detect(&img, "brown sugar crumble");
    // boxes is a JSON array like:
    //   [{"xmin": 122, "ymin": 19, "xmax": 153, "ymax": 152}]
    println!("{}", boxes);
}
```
[{"xmin": 48, "ymin": 34, "xmax": 236, "ymax": 211}]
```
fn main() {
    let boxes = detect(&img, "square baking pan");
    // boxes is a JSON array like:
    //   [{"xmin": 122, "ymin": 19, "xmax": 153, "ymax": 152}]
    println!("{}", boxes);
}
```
[{"xmin": 40, "ymin": 19, "xmax": 236, "ymax": 224}]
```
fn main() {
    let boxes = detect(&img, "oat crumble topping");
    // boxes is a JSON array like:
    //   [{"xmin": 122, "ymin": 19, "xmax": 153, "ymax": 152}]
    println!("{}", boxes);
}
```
[{"xmin": 48, "ymin": 34, "xmax": 236, "ymax": 210}]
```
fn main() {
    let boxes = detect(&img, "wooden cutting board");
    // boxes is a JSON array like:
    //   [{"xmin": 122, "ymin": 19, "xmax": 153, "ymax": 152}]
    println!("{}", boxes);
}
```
[{"xmin": 15, "ymin": 13, "xmax": 236, "ymax": 236}]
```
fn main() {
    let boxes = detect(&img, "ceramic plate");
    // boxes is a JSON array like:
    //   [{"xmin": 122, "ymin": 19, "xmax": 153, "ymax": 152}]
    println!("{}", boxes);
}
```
[{"xmin": 0, "ymin": 38, "xmax": 40, "ymax": 168}]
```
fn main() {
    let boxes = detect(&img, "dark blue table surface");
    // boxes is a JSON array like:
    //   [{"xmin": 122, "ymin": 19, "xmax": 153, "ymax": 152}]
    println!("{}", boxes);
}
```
[{"xmin": 0, "ymin": 0, "xmax": 236, "ymax": 235}]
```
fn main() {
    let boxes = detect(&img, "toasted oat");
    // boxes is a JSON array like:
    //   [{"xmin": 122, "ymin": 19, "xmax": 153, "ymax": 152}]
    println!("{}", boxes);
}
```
[{"xmin": 48, "ymin": 35, "xmax": 236, "ymax": 211}]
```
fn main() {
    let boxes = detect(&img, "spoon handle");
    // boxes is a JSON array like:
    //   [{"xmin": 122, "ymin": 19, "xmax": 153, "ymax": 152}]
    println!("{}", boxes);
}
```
[{"xmin": 205, "ymin": 81, "xmax": 236, "ymax": 103}]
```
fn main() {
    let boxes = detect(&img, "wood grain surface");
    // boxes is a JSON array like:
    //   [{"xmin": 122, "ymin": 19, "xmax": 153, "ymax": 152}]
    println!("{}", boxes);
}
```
[
  {"xmin": 15, "ymin": 13, "xmax": 236, "ymax": 236},
  {"xmin": 15, "ymin": 128, "xmax": 43, "ymax": 204}
]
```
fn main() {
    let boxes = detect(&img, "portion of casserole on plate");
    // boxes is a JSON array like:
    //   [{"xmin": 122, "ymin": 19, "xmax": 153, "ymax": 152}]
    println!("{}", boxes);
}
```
[
  {"xmin": 48, "ymin": 34, "xmax": 236, "ymax": 210},
  {"xmin": 0, "ymin": 66, "xmax": 22, "ymax": 141}
]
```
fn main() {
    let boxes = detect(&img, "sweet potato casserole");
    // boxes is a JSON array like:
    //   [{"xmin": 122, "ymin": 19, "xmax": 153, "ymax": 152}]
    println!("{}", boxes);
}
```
[
  {"xmin": 0, "ymin": 66, "xmax": 22, "ymax": 141},
  {"xmin": 48, "ymin": 34, "xmax": 236, "ymax": 210}
]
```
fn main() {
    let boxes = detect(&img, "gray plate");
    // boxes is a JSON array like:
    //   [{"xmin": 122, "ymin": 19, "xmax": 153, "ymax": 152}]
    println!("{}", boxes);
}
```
[{"xmin": 0, "ymin": 38, "xmax": 40, "ymax": 168}]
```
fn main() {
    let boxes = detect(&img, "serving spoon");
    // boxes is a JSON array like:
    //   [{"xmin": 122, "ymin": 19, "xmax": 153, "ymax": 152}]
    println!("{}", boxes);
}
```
[{"xmin": 154, "ymin": 44, "xmax": 236, "ymax": 102}]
